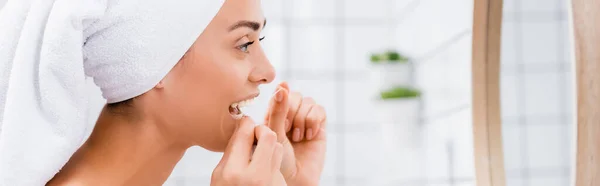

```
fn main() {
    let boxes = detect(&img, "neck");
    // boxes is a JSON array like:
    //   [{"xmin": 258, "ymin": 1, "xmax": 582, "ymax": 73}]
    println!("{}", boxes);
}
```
[{"xmin": 49, "ymin": 107, "xmax": 188, "ymax": 186}]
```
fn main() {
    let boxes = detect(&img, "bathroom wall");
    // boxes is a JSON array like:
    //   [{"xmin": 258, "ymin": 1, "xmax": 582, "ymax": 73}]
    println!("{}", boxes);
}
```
[{"xmin": 500, "ymin": 0, "xmax": 574, "ymax": 186}]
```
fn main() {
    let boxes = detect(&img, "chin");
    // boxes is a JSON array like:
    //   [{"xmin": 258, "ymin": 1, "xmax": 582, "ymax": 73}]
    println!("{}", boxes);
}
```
[{"xmin": 201, "ymin": 141, "xmax": 229, "ymax": 153}]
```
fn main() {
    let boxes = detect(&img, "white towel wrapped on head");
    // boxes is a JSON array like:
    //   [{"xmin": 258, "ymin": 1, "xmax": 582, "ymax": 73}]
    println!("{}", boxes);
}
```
[{"xmin": 0, "ymin": 0, "xmax": 224, "ymax": 185}]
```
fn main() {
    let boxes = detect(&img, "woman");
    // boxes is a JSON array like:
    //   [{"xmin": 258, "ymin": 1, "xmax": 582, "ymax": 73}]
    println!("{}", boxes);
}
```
[{"xmin": 0, "ymin": 0, "xmax": 326, "ymax": 185}]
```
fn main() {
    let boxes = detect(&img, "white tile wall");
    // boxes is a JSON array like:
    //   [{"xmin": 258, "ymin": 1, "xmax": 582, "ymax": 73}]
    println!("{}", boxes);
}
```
[
  {"xmin": 449, "ymin": 110, "xmax": 475, "ymax": 178},
  {"xmin": 506, "ymin": 178, "xmax": 525, "ymax": 186},
  {"xmin": 343, "ymin": 131, "xmax": 385, "ymax": 179},
  {"xmin": 522, "ymin": 73, "xmax": 562, "ymax": 116},
  {"xmin": 261, "ymin": 25, "xmax": 286, "ymax": 72},
  {"xmin": 286, "ymin": 79, "xmax": 339, "ymax": 124},
  {"xmin": 428, "ymin": 184, "xmax": 450, "ymax": 186},
  {"xmin": 528, "ymin": 177, "xmax": 566, "ymax": 186},
  {"xmin": 501, "ymin": 0, "xmax": 574, "ymax": 185},
  {"xmin": 521, "ymin": 22, "xmax": 562, "ymax": 63},
  {"xmin": 503, "ymin": 0, "xmax": 519, "ymax": 13},
  {"xmin": 455, "ymin": 182, "xmax": 476, "ymax": 186},
  {"xmin": 502, "ymin": 124, "xmax": 524, "ymax": 171},
  {"xmin": 524, "ymin": 124, "xmax": 566, "ymax": 168},
  {"xmin": 343, "ymin": 79, "xmax": 380, "ymax": 124},
  {"xmin": 321, "ymin": 132, "xmax": 338, "ymax": 179},
  {"xmin": 501, "ymin": 75, "xmax": 520, "ymax": 118},
  {"xmin": 290, "ymin": 0, "xmax": 336, "ymax": 19},
  {"xmin": 395, "ymin": 17, "xmax": 424, "ymax": 57},
  {"xmin": 289, "ymin": 26, "xmax": 338, "ymax": 72},
  {"xmin": 260, "ymin": 0, "xmax": 284, "ymax": 19},
  {"xmin": 521, "ymin": 0, "xmax": 562, "ymax": 12},
  {"xmin": 344, "ymin": 0, "xmax": 390, "ymax": 19},
  {"xmin": 320, "ymin": 177, "xmax": 338, "ymax": 186},
  {"xmin": 343, "ymin": 25, "xmax": 390, "ymax": 71},
  {"xmin": 501, "ymin": 22, "xmax": 518, "ymax": 65},
  {"xmin": 424, "ymin": 143, "xmax": 450, "ymax": 180}
]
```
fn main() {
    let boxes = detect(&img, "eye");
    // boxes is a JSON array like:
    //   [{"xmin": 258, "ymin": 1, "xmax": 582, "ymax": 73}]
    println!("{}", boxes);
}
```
[
  {"xmin": 259, "ymin": 36, "xmax": 265, "ymax": 41},
  {"xmin": 238, "ymin": 41, "xmax": 255, "ymax": 53}
]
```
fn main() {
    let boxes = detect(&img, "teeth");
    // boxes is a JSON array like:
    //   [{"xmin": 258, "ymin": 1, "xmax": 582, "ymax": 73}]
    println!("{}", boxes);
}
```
[
  {"xmin": 234, "ymin": 97, "xmax": 254, "ymax": 108},
  {"xmin": 230, "ymin": 97, "xmax": 256, "ymax": 120},
  {"xmin": 231, "ymin": 113, "xmax": 243, "ymax": 120}
]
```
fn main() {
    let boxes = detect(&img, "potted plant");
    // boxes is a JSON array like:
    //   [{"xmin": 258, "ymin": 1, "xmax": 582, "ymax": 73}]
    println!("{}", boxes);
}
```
[
  {"xmin": 375, "ymin": 86, "xmax": 422, "ymax": 147},
  {"xmin": 369, "ymin": 50, "xmax": 413, "ymax": 91},
  {"xmin": 374, "ymin": 86, "xmax": 423, "ymax": 180},
  {"xmin": 376, "ymin": 86, "xmax": 421, "ymax": 122}
]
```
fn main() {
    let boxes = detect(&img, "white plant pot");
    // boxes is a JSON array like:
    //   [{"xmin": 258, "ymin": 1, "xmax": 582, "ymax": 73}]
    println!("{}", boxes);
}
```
[
  {"xmin": 375, "ymin": 98, "xmax": 421, "ymax": 150},
  {"xmin": 375, "ymin": 98, "xmax": 420, "ymax": 148},
  {"xmin": 374, "ymin": 98, "xmax": 422, "ymax": 182},
  {"xmin": 375, "ymin": 98, "xmax": 420, "ymax": 124},
  {"xmin": 370, "ymin": 62, "xmax": 413, "ymax": 91}
]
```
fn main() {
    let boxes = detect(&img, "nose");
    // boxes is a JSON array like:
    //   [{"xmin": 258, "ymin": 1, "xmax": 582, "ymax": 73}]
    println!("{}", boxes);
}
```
[{"xmin": 248, "ymin": 47, "xmax": 275, "ymax": 84}]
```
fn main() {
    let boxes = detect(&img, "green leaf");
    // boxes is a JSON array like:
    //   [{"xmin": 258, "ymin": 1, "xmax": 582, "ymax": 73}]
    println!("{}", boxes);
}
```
[
  {"xmin": 370, "ymin": 53, "xmax": 382, "ymax": 63},
  {"xmin": 380, "ymin": 87, "xmax": 421, "ymax": 99},
  {"xmin": 384, "ymin": 50, "xmax": 409, "ymax": 63}
]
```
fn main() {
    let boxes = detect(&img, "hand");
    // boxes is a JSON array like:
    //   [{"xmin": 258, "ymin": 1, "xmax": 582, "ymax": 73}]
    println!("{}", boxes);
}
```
[
  {"xmin": 265, "ymin": 82, "xmax": 327, "ymax": 186},
  {"xmin": 211, "ymin": 117, "xmax": 287, "ymax": 186}
]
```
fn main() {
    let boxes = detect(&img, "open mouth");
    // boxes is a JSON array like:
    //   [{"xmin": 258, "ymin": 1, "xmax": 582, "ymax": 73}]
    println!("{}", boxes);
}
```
[{"xmin": 228, "ymin": 95, "xmax": 258, "ymax": 120}]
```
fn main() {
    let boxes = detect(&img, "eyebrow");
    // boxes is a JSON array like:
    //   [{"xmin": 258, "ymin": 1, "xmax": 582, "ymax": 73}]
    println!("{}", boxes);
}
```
[{"xmin": 228, "ymin": 19, "xmax": 267, "ymax": 32}]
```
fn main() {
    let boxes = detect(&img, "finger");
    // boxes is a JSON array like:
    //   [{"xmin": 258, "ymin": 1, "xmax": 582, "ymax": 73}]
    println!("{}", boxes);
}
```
[
  {"xmin": 249, "ymin": 125, "xmax": 278, "ymax": 170},
  {"xmin": 264, "ymin": 82, "xmax": 290, "ymax": 123},
  {"xmin": 279, "ymin": 81, "xmax": 290, "ymax": 91},
  {"xmin": 216, "ymin": 117, "xmax": 244, "ymax": 168},
  {"xmin": 224, "ymin": 116, "xmax": 255, "ymax": 168},
  {"xmin": 267, "ymin": 87, "xmax": 290, "ymax": 141},
  {"xmin": 271, "ymin": 142, "xmax": 284, "ymax": 172},
  {"xmin": 305, "ymin": 104, "xmax": 325, "ymax": 140},
  {"xmin": 286, "ymin": 91, "xmax": 303, "ymax": 132},
  {"xmin": 285, "ymin": 119, "xmax": 292, "ymax": 135},
  {"xmin": 291, "ymin": 97, "xmax": 315, "ymax": 142}
]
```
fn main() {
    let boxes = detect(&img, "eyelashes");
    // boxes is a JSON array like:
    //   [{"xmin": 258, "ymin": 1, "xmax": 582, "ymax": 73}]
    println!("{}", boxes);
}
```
[
  {"xmin": 238, "ymin": 36, "xmax": 266, "ymax": 53},
  {"xmin": 238, "ymin": 41, "xmax": 254, "ymax": 53}
]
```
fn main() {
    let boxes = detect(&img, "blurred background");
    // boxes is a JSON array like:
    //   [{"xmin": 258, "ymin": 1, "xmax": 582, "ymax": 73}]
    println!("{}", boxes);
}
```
[
  {"xmin": 167, "ymin": 0, "xmax": 476, "ymax": 185},
  {"xmin": 0, "ymin": 0, "xmax": 575, "ymax": 185},
  {"xmin": 166, "ymin": 0, "xmax": 574, "ymax": 185}
]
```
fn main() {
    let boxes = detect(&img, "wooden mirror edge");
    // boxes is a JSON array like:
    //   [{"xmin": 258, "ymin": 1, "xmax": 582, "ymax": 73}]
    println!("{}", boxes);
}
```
[
  {"xmin": 572, "ymin": 0, "xmax": 600, "ymax": 185},
  {"xmin": 471, "ymin": 0, "xmax": 506, "ymax": 186}
]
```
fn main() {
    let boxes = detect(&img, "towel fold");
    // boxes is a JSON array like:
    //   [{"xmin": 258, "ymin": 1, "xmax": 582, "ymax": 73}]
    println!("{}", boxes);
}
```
[{"xmin": 0, "ymin": 0, "xmax": 223, "ymax": 185}]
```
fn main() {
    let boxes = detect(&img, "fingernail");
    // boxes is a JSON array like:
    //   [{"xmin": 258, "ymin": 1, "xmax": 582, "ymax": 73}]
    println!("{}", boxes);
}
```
[
  {"xmin": 275, "ymin": 89, "xmax": 283, "ymax": 102},
  {"xmin": 306, "ymin": 128, "xmax": 313, "ymax": 140},
  {"xmin": 293, "ymin": 128, "xmax": 300, "ymax": 142},
  {"xmin": 274, "ymin": 85, "xmax": 281, "ymax": 92},
  {"xmin": 285, "ymin": 119, "xmax": 291, "ymax": 131}
]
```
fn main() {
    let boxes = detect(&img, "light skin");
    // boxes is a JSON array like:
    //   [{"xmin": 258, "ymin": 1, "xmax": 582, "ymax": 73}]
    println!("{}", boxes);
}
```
[
  {"xmin": 266, "ymin": 83, "xmax": 328, "ymax": 186},
  {"xmin": 47, "ymin": 0, "xmax": 326, "ymax": 185}
]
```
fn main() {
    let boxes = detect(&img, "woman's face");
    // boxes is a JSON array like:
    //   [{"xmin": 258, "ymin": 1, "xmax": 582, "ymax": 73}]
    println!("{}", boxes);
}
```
[{"xmin": 156, "ymin": 0, "xmax": 273, "ymax": 151}]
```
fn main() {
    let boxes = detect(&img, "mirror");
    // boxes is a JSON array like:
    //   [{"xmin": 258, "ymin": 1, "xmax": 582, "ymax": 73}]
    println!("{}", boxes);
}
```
[{"xmin": 500, "ymin": 0, "xmax": 575, "ymax": 186}]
